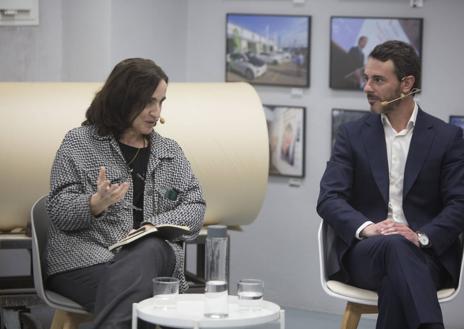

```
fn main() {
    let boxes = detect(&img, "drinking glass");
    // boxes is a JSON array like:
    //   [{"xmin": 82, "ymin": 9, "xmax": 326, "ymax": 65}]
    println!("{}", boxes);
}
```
[
  {"xmin": 152, "ymin": 277, "xmax": 179, "ymax": 310},
  {"xmin": 204, "ymin": 280, "xmax": 228, "ymax": 318},
  {"xmin": 237, "ymin": 279, "xmax": 264, "ymax": 311}
]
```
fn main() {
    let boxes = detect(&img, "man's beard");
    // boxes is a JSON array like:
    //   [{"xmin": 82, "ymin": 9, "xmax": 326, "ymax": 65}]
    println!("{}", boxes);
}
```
[{"xmin": 368, "ymin": 86, "xmax": 402, "ymax": 114}]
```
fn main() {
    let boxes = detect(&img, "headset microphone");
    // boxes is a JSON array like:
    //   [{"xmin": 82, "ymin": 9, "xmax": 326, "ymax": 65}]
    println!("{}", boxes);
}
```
[
  {"xmin": 159, "ymin": 117, "xmax": 165, "ymax": 124},
  {"xmin": 380, "ymin": 88, "xmax": 421, "ymax": 106}
]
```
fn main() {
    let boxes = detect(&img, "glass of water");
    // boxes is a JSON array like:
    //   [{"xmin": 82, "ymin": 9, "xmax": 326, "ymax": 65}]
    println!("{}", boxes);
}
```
[
  {"xmin": 152, "ymin": 277, "xmax": 179, "ymax": 310},
  {"xmin": 237, "ymin": 279, "xmax": 264, "ymax": 311},
  {"xmin": 204, "ymin": 280, "xmax": 228, "ymax": 318}
]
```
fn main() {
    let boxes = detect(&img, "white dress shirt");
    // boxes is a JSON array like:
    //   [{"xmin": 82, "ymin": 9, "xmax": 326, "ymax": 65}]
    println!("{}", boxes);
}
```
[{"xmin": 356, "ymin": 103, "xmax": 419, "ymax": 239}]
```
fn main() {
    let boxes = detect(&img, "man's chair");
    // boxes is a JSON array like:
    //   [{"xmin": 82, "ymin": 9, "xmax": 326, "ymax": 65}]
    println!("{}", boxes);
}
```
[
  {"xmin": 318, "ymin": 221, "xmax": 464, "ymax": 329},
  {"xmin": 31, "ymin": 196, "xmax": 93, "ymax": 329}
]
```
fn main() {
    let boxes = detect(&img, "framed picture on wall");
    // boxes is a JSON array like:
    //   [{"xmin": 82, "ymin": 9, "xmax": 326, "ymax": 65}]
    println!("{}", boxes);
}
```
[
  {"xmin": 331, "ymin": 108, "xmax": 369, "ymax": 147},
  {"xmin": 449, "ymin": 115, "xmax": 464, "ymax": 135},
  {"xmin": 264, "ymin": 105, "xmax": 305, "ymax": 177},
  {"xmin": 226, "ymin": 13, "xmax": 311, "ymax": 88},
  {"xmin": 330, "ymin": 16, "xmax": 423, "ymax": 91}
]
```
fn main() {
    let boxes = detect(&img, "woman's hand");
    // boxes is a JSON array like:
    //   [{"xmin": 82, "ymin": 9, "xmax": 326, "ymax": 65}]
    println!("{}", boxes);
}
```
[{"xmin": 90, "ymin": 166, "xmax": 129, "ymax": 216}]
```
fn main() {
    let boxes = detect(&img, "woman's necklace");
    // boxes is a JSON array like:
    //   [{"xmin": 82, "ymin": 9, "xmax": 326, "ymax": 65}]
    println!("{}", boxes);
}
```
[{"xmin": 126, "ymin": 138, "xmax": 146, "ymax": 167}]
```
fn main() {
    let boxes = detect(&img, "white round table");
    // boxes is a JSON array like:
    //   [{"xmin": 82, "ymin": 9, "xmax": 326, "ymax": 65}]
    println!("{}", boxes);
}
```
[{"xmin": 132, "ymin": 294, "xmax": 285, "ymax": 329}]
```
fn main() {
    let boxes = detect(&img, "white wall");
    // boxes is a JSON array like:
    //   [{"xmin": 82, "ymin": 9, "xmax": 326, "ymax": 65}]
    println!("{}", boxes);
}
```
[
  {"xmin": 0, "ymin": 0, "xmax": 187, "ymax": 82},
  {"xmin": 0, "ymin": 0, "xmax": 62, "ymax": 81},
  {"xmin": 61, "ymin": 0, "xmax": 112, "ymax": 81},
  {"xmin": 110, "ymin": 0, "xmax": 188, "ymax": 81},
  {"xmin": 1, "ymin": 0, "xmax": 464, "ymax": 327}
]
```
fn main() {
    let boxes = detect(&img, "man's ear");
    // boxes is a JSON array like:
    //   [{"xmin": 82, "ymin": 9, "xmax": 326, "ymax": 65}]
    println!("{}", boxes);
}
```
[{"xmin": 401, "ymin": 75, "xmax": 415, "ymax": 93}]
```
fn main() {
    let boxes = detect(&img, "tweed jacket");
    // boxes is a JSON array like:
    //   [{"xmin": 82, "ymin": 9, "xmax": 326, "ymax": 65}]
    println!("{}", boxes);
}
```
[{"xmin": 46, "ymin": 125, "xmax": 206, "ymax": 291}]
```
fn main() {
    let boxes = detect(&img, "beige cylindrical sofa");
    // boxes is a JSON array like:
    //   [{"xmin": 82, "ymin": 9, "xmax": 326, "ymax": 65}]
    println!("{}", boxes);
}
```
[{"xmin": 0, "ymin": 82, "xmax": 268, "ymax": 231}]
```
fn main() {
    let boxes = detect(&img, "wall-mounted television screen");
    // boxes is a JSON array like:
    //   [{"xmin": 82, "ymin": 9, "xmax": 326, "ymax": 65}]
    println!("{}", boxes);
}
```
[
  {"xmin": 330, "ymin": 16, "xmax": 423, "ymax": 91},
  {"xmin": 226, "ymin": 13, "xmax": 311, "ymax": 88}
]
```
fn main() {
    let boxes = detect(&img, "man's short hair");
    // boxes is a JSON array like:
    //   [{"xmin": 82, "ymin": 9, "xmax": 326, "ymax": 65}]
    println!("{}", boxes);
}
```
[{"xmin": 369, "ymin": 40, "xmax": 421, "ymax": 89}]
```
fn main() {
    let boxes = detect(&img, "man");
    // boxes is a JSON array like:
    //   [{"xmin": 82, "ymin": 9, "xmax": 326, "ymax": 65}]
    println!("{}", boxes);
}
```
[
  {"xmin": 348, "ymin": 36, "xmax": 368, "ymax": 71},
  {"xmin": 344, "ymin": 36, "xmax": 368, "ymax": 89},
  {"xmin": 317, "ymin": 40, "xmax": 464, "ymax": 329}
]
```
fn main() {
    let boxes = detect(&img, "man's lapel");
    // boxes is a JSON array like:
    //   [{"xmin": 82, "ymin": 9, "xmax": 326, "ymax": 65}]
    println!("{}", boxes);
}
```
[
  {"xmin": 403, "ymin": 109, "xmax": 435, "ymax": 197},
  {"xmin": 362, "ymin": 114, "xmax": 389, "ymax": 205}
]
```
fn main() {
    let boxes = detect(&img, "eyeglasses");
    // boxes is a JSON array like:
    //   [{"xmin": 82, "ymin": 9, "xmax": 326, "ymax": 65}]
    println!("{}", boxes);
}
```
[
  {"xmin": 121, "ymin": 200, "xmax": 143, "ymax": 212},
  {"xmin": 127, "ymin": 168, "xmax": 146, "ymax": 182},
  {"xmin": 134, "ymin": 172, "xmax": 146, "ymax": 182},
  {"xmin": 119, "ymin": 170, "xmax": 146, "ymax": 212}
]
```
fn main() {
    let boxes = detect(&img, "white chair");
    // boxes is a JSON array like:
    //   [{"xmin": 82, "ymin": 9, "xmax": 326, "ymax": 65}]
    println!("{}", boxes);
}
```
[
  {"xmin": 31, "ymin": 195, "xmax": 93, "ymax": 329},
  {"xmin": 318, "ymin": 221, "xmax": 464, "ymax": 329}
]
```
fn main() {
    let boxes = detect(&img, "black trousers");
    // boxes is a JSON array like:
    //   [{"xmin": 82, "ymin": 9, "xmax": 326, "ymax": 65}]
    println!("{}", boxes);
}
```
[
  {"xmin": 344, "ymin": 235, "xmax": 449, "ymax": 329},
  {"xmin": 47, "ymin": 236, "xmax": 176, "ymax": 329}
]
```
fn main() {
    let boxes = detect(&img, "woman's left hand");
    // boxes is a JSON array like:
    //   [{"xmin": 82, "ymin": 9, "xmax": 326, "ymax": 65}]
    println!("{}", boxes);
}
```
[{"xmin": 90, "ymin": 166, "xmax": 129, "ymax": 216}]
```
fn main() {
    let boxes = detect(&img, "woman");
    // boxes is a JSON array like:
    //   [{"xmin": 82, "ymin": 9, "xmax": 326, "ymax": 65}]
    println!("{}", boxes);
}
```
[{"xmin": 46, "ymin": 58, "xmax": 206, "ymax": 329}]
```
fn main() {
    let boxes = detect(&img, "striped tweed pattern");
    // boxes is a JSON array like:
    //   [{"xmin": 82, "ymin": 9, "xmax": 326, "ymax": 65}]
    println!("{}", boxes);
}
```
[{"xmin": 46, "ymin": 125, "xmax": 206, "ymax": 291}]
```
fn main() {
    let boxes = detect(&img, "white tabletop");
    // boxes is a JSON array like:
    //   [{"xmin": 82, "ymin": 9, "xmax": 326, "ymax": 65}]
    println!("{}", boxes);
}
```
[{"xmin": 133, "ymin": 293, "xmax": 283, "ymax": 329}]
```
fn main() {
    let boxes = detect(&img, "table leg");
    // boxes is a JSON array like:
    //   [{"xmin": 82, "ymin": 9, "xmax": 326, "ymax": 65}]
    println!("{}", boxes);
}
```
[
  {"xmin": 132, "ymin": 303, "xmax": 138, "ymax": 329},
  {"xmin": 280, "ymin": 309, "xmax": 285, "ymax": 329}
]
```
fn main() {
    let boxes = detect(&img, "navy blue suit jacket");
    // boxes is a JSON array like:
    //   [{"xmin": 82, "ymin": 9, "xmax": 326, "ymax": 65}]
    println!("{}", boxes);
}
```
[{"xmin": 317, "ymin": 109, "xmax": 464, "ymax": 286}]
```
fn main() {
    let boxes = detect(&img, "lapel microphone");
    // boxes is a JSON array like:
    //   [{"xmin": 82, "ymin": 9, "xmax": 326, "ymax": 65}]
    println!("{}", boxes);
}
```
[
  {"xmin": 380, "ymin": 88, "xmax": 421, "ymax": 106},
  {"xmin": 159, "ymin": 117, "xmax": 165, "ymax": 124}
]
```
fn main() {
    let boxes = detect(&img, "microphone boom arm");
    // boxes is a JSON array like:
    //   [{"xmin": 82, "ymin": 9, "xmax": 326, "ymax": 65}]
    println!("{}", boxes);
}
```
[{"xmin": 380, "ymin": 88, "xmax": 421, "ymax": 106}]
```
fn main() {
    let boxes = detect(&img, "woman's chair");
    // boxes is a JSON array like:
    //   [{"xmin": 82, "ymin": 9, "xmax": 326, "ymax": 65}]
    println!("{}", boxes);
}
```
[
  {"xmin": 31, "ymin": 196, "xmax": 93, "ymax": 329},
  {"xmin": 318, "ymin": 221, "xmax": 464, "ymax": 329}
]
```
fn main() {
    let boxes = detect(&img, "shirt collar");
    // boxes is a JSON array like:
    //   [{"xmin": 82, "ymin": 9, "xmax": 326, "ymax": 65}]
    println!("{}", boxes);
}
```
[{"xmin": 381, "ymin": 101, "xmax": 418, "ymax": 131}]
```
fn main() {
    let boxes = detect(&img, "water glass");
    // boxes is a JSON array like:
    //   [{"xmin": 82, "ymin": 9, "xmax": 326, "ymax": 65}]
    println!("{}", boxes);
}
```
[
  {"xmin": 204, "ymin": 280, "xmax": 228, "ymax": 318},
  {"xmin": 237, "ymin": 279, "xmax": 264, "ymax": 311},
  {"xmin": 152, "ymin": 277, "xmax": 179, "ymax": 310}
]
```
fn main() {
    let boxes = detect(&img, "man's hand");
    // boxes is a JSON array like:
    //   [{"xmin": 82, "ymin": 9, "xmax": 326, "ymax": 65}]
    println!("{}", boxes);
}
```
[
  {"xmin": 361, "ymin": 219, "xmax": 420, "ymax": 247},
  {"xmin": 90, "ymin": 166, "xmax": 129, "ymax": 216},
  {"xmin": 360, "ymin": 219, "xmax": 393, "ymax": 238},
  {"xmin": 380, "ymin": 221, "xmax": 420, "ymax": 247}
]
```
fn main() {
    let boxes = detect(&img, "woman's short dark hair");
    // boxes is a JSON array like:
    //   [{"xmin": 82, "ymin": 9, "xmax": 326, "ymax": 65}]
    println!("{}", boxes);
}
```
[
  {"xmin": 83, "ymin": 58, "xmax": 168, "ymax": 137},
  {"xmin": 369, "ymin": 40, "xmax": 421, "ymax": 89}
]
